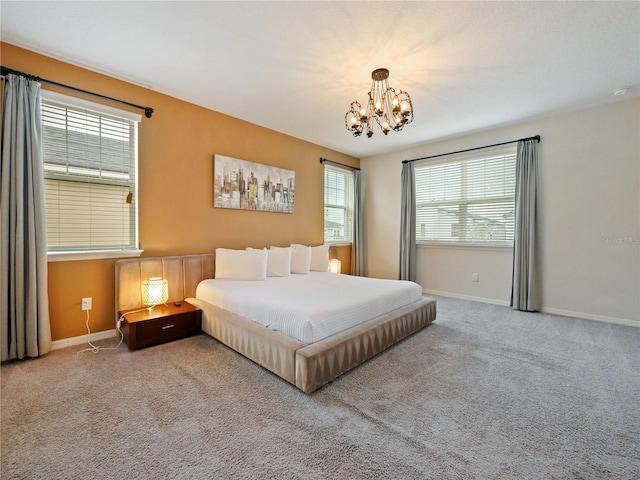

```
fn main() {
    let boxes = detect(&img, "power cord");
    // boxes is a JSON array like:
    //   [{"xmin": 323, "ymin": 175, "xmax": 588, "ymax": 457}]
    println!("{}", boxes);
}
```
[
  {"xmin": 76, "ymin": 306, "xmax": 156, "ymax": 355},
  {"xmin": 115, "ymin": 307, "xmax": 155, "ymax": 329}
]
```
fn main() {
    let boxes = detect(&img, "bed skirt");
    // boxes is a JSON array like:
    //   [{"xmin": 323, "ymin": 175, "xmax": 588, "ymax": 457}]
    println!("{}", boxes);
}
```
[{"xmin": 187, "ymin": 295, "xmax": 436, "ymax": 393}]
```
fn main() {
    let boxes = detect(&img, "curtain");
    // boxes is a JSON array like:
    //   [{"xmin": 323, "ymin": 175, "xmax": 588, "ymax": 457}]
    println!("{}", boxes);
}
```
[
  {"xmin": 399, "ymin": 162, "xmax": 416, "ymax": 281},
  {"xmin": 1, "ymin": 74, "xmax": 52, "ymax": 361},
  {"xmin": 351, "ymin": 169, "xmax": 366, "ymax": 276},
  {"xmin": 511, "ymin": 138, "xmax": 540, "ymax": 311}
]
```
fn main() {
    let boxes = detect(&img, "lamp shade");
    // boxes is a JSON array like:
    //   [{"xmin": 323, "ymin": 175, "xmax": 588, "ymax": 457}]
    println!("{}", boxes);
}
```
[
  {"xmin": 141, "ymin": 277, "xmax": 169, "ymax": 306},
  {"xmin": 329, "ymin": 259, "xmax": 342, "ymax": 274}
]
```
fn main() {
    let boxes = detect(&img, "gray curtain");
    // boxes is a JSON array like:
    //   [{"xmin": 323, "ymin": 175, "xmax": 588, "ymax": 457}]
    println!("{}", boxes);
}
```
[
  {"xmin": 511, "ymin": 138, "xmax": 540, "ymax": 311},
  {"xmin": 1, "ymin": 74, "xmax": 52, "ymax": 361},
  {"xmin": 399, "ymin": 162, "xmax": 416, "ymax": 281},
  {"xmin": 351, "ymin": 169, "xmax": 366, "ymax": 276}
]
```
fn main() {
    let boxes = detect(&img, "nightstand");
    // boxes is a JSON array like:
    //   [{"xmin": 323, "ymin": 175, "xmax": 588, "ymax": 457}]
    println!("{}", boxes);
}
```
[{"xmin": 119, "ymin": 301, "xmax": 202, "ymax": 349}]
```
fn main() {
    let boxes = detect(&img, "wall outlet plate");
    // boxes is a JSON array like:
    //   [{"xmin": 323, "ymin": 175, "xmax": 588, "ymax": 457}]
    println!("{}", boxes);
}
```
[
  {"xmin": 471, "ymin": 273, "xmax": 479, "ymax": 282},
  {"xmin": 81, "ymin": 297, "xmax": 92, "ymax": 311}
]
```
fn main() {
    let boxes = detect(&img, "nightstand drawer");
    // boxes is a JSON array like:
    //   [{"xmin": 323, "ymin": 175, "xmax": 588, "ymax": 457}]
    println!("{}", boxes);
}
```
[{"xmin": 136, "ymin": 311, "xmax": 199, "ymax": 341}]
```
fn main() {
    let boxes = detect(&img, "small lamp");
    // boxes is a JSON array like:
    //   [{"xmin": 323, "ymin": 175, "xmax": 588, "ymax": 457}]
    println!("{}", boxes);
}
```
[
  {"xmin": 141, "ymin": 277, "xmax": 169, "ymax": 308},
  {"xmin": 329, "ymin": 259, "xmax": 342, "ymax": 274}
]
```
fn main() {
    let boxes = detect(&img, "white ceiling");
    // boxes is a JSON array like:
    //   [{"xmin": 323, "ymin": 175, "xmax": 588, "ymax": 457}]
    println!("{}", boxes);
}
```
[{"xmin": 2, "ymin": 1, "xmax": 639, "ymax": 158}]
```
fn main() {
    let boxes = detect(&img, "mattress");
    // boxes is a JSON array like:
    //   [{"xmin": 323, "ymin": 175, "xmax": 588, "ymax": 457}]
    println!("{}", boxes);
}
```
[{"xmin": 195, "ymin": 272, "xmax": 423, "ymax": 343}]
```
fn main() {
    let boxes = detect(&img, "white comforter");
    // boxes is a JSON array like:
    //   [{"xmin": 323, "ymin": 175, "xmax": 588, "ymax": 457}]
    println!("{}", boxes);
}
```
[{"xmin": 195, "ymin": 272, "xmax": 423, "ymax": 344}]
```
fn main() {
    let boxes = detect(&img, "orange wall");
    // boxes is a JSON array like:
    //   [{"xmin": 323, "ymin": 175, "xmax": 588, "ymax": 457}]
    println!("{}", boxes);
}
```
[{"xmin": 2, "ymin": 43, "xmax": 359, "ymax": 341}]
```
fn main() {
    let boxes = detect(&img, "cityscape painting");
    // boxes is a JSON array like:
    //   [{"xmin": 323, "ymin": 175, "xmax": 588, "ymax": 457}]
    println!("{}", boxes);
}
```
[{"xmin": 213, "ymin": 155, "xmax": 295, "ymax": 213}]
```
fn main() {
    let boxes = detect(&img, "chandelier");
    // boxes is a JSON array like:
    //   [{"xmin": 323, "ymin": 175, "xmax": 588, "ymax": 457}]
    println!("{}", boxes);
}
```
[{"xmin": 345, "ymin": 68, "xmax": 414, "ymax": 138}]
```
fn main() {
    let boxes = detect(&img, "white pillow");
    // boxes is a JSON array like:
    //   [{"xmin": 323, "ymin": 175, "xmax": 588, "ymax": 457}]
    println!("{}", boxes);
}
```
[
  {"xmin": 310, "ymin": 243, "xmax": 330, "ymax": 272},
  {"xmin": 215, "ymin": 248, "xmax": 267, "ymax": 281},
  {"xmin": 267, "ymin": 246, "xmax": 292, "ymax": 277},
  {"xmin": 290, "ymin": 244, "xmax": 312, "ymax": 274}
]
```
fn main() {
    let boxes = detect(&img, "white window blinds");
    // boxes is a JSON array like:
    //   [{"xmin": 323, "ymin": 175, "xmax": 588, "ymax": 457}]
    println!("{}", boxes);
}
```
[
  {"xmin": 41, "ymin": 91, "xmax": 140, "ymax": 252},
  {"xmin": 415, "ymin": 147, "xmax": 516, "ymax": 245},
  {"xmin": 324, "ymin": 165, "xmax": 354, "ymax": 242}
]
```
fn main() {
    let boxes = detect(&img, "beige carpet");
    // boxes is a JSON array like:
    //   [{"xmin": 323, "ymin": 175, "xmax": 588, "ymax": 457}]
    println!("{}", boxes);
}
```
[{"xmin": 2, "ymin": 297, "xmax": 639, "ymax": 479}]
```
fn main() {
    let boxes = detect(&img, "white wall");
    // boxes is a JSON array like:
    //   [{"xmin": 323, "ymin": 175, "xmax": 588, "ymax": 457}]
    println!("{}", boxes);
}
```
[{"xmin": 363, "ymin": 98, "xmax": 640, "ymax": 325}]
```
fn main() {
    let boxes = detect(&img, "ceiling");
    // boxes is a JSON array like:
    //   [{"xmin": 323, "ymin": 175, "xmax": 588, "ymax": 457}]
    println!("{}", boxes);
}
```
[{"xmin": 2, "ymin": 1, "xmax": 639, "ymax": 159}]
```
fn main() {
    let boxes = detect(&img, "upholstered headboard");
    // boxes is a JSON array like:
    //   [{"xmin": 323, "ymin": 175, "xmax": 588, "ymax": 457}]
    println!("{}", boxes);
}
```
[{"xmin": 115, "ymin": 254, "xmax": 216, "ymax": 315}]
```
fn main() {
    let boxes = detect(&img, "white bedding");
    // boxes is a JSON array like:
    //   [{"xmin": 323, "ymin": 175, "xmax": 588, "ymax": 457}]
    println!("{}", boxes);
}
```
[{"xmin": 195, "ymin": 272, "xmax": 423, "ymax": 344}]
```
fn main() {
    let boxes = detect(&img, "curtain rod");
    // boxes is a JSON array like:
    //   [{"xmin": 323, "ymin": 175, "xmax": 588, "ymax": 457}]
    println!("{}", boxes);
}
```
[
  {"xmin": 1, "ymin": 66, "xmax": 154, "ymax": 118},
  {"xmin": 402, "ymin": 135, "xmax": 540, "ymax": 164},
  {"xmin": 320, "ymin": 157, "xmax": 361, "ymax": 171}
]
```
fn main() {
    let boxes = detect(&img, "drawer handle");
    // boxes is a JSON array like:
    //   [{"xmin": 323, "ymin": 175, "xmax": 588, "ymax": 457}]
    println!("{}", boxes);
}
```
[{"xmin": 162, "ymin": 324, "xmax": 175, "ymax": 330}]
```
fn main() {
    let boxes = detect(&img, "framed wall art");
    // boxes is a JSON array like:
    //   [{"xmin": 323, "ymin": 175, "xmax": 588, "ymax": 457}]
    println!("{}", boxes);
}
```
[{"xmin": 213, "ymin": 155, "xmax": 295, "ymax": 213}]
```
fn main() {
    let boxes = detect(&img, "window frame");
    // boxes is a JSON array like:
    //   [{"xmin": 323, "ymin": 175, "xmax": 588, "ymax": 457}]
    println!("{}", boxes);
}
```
[
  {"xmin": 414, "ymin": 146, "xmax": 517, "ymax": 248},
  {"xmin": 323, "ymin": 164, "xmax": 354, "ymax": 244},
  {"xmin": 40, "ymin": 90, "xmax": 143, "ymax": 262}
]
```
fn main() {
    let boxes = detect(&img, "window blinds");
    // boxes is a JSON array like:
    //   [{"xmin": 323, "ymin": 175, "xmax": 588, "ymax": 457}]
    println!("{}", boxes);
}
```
[
  {"xmin": 41, "ymin": 91, "xmax": 140, "ymax": 252},
  {"xmin": 324, "ymin": 165, "xmax": 354, "ymax": 242},
  {"xmin": 415, "ymin": 148, "xmax": 516, "ymax": 245}
]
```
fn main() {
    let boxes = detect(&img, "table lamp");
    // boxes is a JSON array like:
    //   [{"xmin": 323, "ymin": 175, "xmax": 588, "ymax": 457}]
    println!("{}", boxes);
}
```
[
  {"xmin": 141, "ymin": 277, "xmax": 169, "ymax": 308},
  {"xmin": 329, "ymin": 259, "xmax": 342, "ymax": 274}
]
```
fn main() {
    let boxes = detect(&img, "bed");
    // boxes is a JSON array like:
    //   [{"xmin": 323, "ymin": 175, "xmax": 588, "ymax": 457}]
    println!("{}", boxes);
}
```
[{"xmin": 115, "ymin": 253, "xmax": 436, "ymax": 393}]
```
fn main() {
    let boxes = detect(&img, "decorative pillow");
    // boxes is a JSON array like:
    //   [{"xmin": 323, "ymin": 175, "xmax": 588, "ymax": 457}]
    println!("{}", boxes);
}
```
[
  {"xmin": 290, "ymin": 244, "xmax": 312, "ymax": 274},
  {"xmin": 310, "ymin": 243, "xmax": 330, "ymax": 272},
  {"xmin": 215, "ymin": 248, "xmax": 267, "ymax": 280},
  {"xmin": 267, "ymin": 246, "xmax": 292, "ymax": 277}
]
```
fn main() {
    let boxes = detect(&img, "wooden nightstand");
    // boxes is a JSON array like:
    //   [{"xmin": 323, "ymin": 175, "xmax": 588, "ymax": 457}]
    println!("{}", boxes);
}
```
[{"xmin": 119, "ymin": 301, "xmax": 202, "ymax": 350}]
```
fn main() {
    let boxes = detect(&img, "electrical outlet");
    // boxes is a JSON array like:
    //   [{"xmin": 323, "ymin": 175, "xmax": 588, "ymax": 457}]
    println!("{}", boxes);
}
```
[
  {"xmin": 81, "ymin": 297, "xmax": 92, "ymax": 311},
  {"xmin": 471, "ymin": 273, "xmax": 479, "ymax": 282}
]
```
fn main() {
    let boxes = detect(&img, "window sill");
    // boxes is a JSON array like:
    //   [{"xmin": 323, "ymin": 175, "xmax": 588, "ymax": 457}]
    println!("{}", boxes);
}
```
[
  {"xmin": 47, "ymin": 249, "xmax": 144, "ymax": 262},
  {"xmin": 418, "ymin": 242, "xmax": 513, "ymax": 250},
  {"xmin": 327, "ymin": 241, "xmax": 352, "ymax": 247}
]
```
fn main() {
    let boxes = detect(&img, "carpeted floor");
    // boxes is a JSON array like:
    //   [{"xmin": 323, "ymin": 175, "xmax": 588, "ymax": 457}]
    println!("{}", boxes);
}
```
[{"xmin": 2, "ymin": 296, "xmax": 639, "ymax": 479}]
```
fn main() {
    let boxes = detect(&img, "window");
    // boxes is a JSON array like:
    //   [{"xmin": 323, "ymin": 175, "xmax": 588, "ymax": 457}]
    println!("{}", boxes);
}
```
[
  {"xmin": 324, "ymin": 165, "xmax": 354, "ymax": 242},
  {"xmin": 415, "ymin": 147, "xmax": 516, "ymax": 245},
  {"xmin": 41, "ymin": 91, "xmax": 141, "ymax": 258}
]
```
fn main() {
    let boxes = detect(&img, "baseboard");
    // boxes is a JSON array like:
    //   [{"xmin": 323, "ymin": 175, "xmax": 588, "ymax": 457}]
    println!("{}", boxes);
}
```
[
  {"xmin": 424, "ymin": 289, "xmax": 639, "ymax": 328},
  {"xmin": 424, "ymin": 289, "xmax": 510, "ymax": 306},
  {"xmin": 540, "ymin": 307, "xmax": 640, "ymax": 328},
  {"xmin": 50, "ymin": 297, "xmax": 638, "ymax": 350},
  {"xmin": 51, "ymin": 329, "xmax": 119, "ymax": 351}
]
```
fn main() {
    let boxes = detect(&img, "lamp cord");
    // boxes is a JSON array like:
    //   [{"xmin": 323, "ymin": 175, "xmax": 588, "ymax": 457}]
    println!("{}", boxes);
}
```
[
  {"xmin": 76, "ymin": 306, "xmax": 161, "ymax": 355},
  {"xmin": 76, "ymin": 309, "xmax": 126, "ymax": 355}
]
